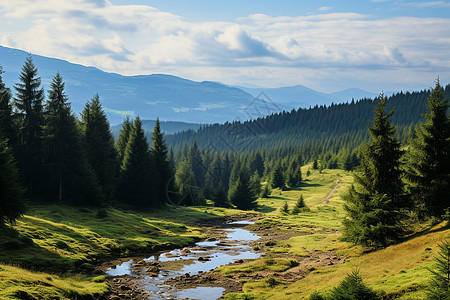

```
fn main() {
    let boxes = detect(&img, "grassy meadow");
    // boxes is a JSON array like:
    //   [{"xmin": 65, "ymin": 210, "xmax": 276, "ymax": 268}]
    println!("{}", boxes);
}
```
[
  {"xmin": 220, "ymin": 166, "xmax": 450, "ymax": 299},
  {"xmin": 0, "ymin": 164, "xmax": 448, "ymax": 299}
]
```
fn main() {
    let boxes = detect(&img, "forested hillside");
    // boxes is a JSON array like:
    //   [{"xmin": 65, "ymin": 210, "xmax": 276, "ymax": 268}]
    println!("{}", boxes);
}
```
[{"xmin": 167, "ymin": 88, "xmax": 450, "ymax": 159}]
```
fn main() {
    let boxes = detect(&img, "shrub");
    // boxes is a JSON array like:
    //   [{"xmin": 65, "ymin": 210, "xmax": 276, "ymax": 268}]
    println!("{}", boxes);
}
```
[
  {"xmin": 329, "ymin": 269, "xmax": 380, "ymax": 300},
  {"xmin": 426, "ymin": 240, "xmax": 450, "ymax": 299}
]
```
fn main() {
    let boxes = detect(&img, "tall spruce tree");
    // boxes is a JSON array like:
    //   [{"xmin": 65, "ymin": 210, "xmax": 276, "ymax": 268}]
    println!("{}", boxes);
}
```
[
  {"xmin": 175, "ymin": 159, "xmax": 202, "ymax": 205},
  {"xmin": 272, "ymin": 163, "xmax": 285, "ymax": 189},
  {"xmin": 81, "ymin": 94, "xmax": 117, "ymax": 202},
  {"xmin": 150, "ymin": 118, "xmax": 173, "ymax": 206},
  {"xmin": 405, "ymin": 80, "xmax": 450, "ymax": 217},
  {"xmin": 229, "ymin": 167, "xmax": 257, "ymax": 210},
  {"xmin": 0, "ymin": 67, "xmax": 16, "ymax": 146},
  {"xmin": 118, "ymin": 117, "xmax": 151, "ymax": 207},
  {"xmin": 115, "ymin": 116, "xmax": 133, "ymax": 165},
  {"xmin": 14, "ymin": 56, "xmax": 45, "ymax": 194},
  {"xmin": 342, "ymin": 95, "xmax": 405, "ymax": 247},
  {"xmin": 42, "ymin": 74, "xmax": 104, "ymax": 204},
  {"xmin": 0, "ymin": 137, "xmax": 26, "ymax": 224}
]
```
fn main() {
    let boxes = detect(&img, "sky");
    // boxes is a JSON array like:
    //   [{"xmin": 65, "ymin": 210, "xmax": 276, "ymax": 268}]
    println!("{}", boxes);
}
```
[{"xmin": 0, "ymin": 0, "xmax": 450, "ymax": 93}]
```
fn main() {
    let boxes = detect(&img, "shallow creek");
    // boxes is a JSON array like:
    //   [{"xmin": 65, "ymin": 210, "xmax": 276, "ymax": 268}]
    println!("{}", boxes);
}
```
[{"xmin": 106, "ymin": 220, "xmax": 261, "ymax": 299}]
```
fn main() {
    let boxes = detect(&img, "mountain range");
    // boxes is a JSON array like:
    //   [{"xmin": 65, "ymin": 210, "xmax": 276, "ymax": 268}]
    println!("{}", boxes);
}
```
[{"xmin": 0, "ymin": 45, "xmax": 378, "ymax": 125}]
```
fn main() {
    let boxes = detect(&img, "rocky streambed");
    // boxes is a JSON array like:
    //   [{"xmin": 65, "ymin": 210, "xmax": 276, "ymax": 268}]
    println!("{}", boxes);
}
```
[{"xmin": 105, "ymin": 219, "xmax": 261, "ymax": 300}]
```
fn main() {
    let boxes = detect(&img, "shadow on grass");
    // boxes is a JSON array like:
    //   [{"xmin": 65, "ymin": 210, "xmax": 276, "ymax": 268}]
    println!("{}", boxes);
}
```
[
  {"xmin": 0, "ymin": 225, "xmax": 76, "ymax": 272},
  {"xmin": 404, "ymin": 221, "xmax": 450, "ymax": 243},
  {"xmin": 300, "ymin": 180, "xmax": 321, "ymax": 188},
  {"xmin": 257, "ymin": 204, "xmax": 277, "ymax": 213}
]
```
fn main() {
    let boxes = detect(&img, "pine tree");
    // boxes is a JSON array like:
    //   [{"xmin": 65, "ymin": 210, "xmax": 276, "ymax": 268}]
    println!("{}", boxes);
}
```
[
  {"xmin": 115, "ymin": 116, "xmax": 133, "ymax": 164},
  {"xmin": 292, "ymin": 194, "xmax": 308, "ymax": 214},
  {"xmin": 249, "ymin": 171, "xmax": 261, "ymax": 197},
  {"xmin": 426, "ymin": 240, "xmax": 450, "ymax": 299},
  {"xmin": 42, "ymin": 73, "xmax": 104, "ymax": 205},
  {"xmin": 212, "ymin": 180, "xmax": 229, "ymax": 208},
  {"xmin": 271, "ymin": 163, "xmax": 285, "ymax": 189},
  {"xmin": 405, "ymin": 79, "xmax": 450, "ymax": 217},
  {"xmin": 175, "ymin": 159, "xmax": 202, "ymax": 205},
  {"xmin": 0, "ymin": 137, "xmax": 26, "ymax": 225},
  {"xmin": 229, "ymin": 167, "xmax": 257, "ymax": 210},
  {"xmin": 118, "ymin": 117, "xmax": 151, "ymax": 207},
  {"xmin": 329, "ymin": 269, "xmax": 380, "ymax": 300},
  {"xmin": 150, "ymin": 118, "xmax": 173, "ymax": 206},
  {"xmin": 81, "ymin": 94, "xmax": 117, "ymax": 202},
  {"xmin": 342, "ymin": 95, "xmax": 405, "ymax": 247},
  {"xmin": 0, "ymin": 66, "xmax": 16, "ymax": 146},
  {"xmin": 14, "ymin": 56, "xmax": 45, "ymax": 194},
  {"xmin": 280, "ymin": 201, "xmax": 289, "ymax": 214},
  {"xmin": 188, "ymin": 140, "xmax": 205, "ymax": 187}
]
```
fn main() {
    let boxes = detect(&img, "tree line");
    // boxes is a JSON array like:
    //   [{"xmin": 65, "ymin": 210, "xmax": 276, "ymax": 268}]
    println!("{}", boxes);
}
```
[{"xmin": 0, "ymin": 57, "xmax": 175, "ymax": 224}]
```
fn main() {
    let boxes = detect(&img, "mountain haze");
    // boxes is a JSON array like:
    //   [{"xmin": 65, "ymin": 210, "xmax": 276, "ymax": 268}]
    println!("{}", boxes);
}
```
[{"xmin": 1, "ymin": 45, "xmax": 385, "ymax": 125}]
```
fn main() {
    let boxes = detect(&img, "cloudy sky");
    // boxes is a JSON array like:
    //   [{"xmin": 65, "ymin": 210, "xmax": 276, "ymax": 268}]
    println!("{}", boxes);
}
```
[{"xmin": 0, "ymin": 0, "xmax": 449, "ymax": 92}]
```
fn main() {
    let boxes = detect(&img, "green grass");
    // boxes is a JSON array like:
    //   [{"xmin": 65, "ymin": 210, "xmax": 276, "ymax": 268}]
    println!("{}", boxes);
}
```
[
  {"xmin": 2, "ymin": 165, "xmax": 448, "ymax": 299},
  {"xmin": 0, "ymin": 203, "xmax": 243, "ymax": 299},
  {"xmin": 226, "ymin": 165, "xmax": 450, "ymax": 299}
]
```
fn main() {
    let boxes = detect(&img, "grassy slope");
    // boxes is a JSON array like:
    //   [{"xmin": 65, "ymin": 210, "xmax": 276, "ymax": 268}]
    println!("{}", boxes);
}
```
[
  {"xmin": 221, "ymin": 166, "xmax": 450, "ymax": 299},
  {"xmin": 0, "ymin": 205, "xmax": 243, "ymax": 299},
  {"xmin": 1, "ymin": 166, "xmax": 448, "ymax": 299}
]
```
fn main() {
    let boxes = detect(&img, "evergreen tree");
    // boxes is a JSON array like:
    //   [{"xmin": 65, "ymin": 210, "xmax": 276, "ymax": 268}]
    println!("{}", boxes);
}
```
[
  {"xmin": 405, "ymin": 80, "xmax": 450, "ymax": 217},
  {"xmin": 150, "ymin": 118, "xmax": 173, "ymax": 206},
  {"xmin": 342, "ymin": 96, "xmax": 405, "ymax": 247},
  {"xmin": 287, "ymin": 158, "xmax": 302, "ymax": 187},
  {"xmin": 175, "ymin": 159, "xmax": 202, "ymax": 205},
  {"xmin": 0, "ymin": 137, "xmax": 26, "ymax": 224},
  {"xmin": 280, "ymin": 201, "xmax": 289, "ymax": 215},
  {"xmin": 426, "ymin": 240, "xmax": 450, "ymax": 300},
  {"xmin": 118, "ymin": 117, "xmax": 151, "ymax": 207},
  {"xmin": 229, "ymin": 167, "xmax": 257, "ymax": 210},
  {"xmin": 212, "ymin": 180, "xmax": 229, "ymax": 208},
  {"xmin": 261, "ymin": 183, "xmax": 270, "ymax": 198},
  {"xmin": 188, "ymin": 140, "xmax": 205, "ymax": 187},
  {"xmin": 0, "ymin": 66, "xmax": 16, "ymax": 146},
  {"xmin": 249, "ymin": 171, "xmax": 262, "ymax": 197},
  {"xmin": 329, "ymin": 269, "xmax": 380, "ymax": 300},
  {"xmin": 81, "ymin": 94, "xmax": 117, "ymax": 202},
  {"xmin": 42, "ymin": 74, "xmax": 104, "ymax": 205},
  {"xmin": 14, "ymin": 56, "xmax": 45, "ymax": 194},
  {"xmin": 115, "ymin": 116, "xmax": 133, "ymax": 164},
  {"xmin": 292, "ymin": 194, "xmax": 308, "ymax": 214},
  {"xmin": 271, "ymin": 163, "xmax": 285, "ymax": 189}
]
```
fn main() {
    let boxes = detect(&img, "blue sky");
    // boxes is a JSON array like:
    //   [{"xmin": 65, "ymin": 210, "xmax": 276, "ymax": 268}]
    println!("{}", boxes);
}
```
[{"xmin": 1, "ymin": 0, "xmax": 450, "ymax": 92}]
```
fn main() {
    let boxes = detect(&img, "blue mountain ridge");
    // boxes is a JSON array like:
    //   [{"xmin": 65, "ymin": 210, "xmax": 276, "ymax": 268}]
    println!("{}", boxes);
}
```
[{"xmin": 0, "ymin": 45, "xmax": 377, "ymax": 126}]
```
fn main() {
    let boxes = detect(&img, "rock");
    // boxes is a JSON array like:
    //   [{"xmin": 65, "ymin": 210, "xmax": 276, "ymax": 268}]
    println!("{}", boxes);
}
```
[
  {"xmin": 110, "ymin": 296, "xmax": 120, "ymax": 300},
  {"xmin": 198, "ymin": 256, "xmax": 211, "ymax": 261},
  {"xmin": 149, "ymin": 272, "xmax": 158, "ymax": 277},
  {"xmin": 235, "ymin": 259, "xmax": 244, "ymax": 264},
  {"xmin": 206, "ymin": 237, "xmax": 217, "ymax": 241},
  {"xmin": 119, "ymin": 285, "xmax": 132, "ymax": 291},
  {"xmin": 147, "ymin": 266, "xmax": 160, "ymax": 273}
]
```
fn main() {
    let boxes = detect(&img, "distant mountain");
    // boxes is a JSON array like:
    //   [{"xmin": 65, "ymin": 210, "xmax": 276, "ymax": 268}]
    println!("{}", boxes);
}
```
[
  {"xmin": 238, "ymin": 86, "xmax": 379, "ymax": 106},
  {"xmin": 0, "ymin": 45, "xmax": 383, "ymax": 125},
  {"xmin": 0, "ymin": 46, "xmax": 256, "ymax": 125},
  {"xmin": 328, "ymin": 88, "xmax": 378, "ymax": 102},
  {"xmin": 238, "ymin": 85, "xmax": 336, "ymax": 108},
  {"xmin": 111, "ymin": 119, "xmax": 202, "ymax": 138}
]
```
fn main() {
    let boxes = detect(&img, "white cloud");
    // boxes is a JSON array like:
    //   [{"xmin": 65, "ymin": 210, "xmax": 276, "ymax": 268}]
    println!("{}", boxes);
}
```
[
  {"xmin": 0, "ymin": 0, "xmax": 449, "ymax": 91},
  {"xmin": 318, "ymin": 6, "xmax": 332, "ymax": 11}
]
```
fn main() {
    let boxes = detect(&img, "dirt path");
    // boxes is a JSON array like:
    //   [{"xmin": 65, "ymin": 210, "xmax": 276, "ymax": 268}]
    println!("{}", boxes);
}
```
[{"xmin": 320, "ymin": 180, "xmax": 339, "ymax": 205}]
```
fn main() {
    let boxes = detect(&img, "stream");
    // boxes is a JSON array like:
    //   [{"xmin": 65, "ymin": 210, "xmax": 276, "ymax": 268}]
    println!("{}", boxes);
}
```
[{"xmin": 106, "ymin": 220, "xmax": 261, "ymax": 299}]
